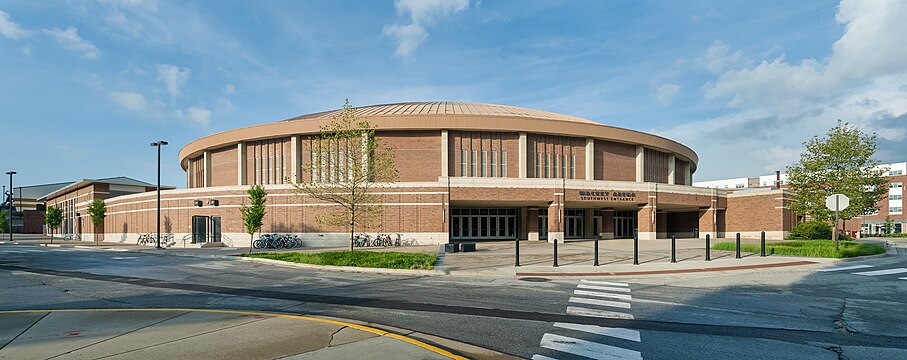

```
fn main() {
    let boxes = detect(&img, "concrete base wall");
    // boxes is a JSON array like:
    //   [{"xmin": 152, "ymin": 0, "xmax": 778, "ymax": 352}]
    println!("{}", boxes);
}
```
[
  {"xmin": 638, "ymin": 231, "xmax": 657, "ymax": 240},
  {"xmin": 103, "ymin": 232, "xmax": 448, "ymax": 248}
]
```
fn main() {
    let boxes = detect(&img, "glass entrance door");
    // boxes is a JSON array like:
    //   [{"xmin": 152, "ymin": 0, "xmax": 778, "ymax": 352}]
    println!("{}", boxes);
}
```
[
  {"xmin": 614, "ymin": 211, "xmax": 636, "ymax": 238},
  {"xmin": 191, "ymin": 215, "xmax": 207, "ymax": 243},
  {"xmin": 565, "ymin": 209, "xmax": 584, "ymax": 238},
  {"xmin": 210, "ymin": 216, "xmax": 222, "ymax": 242},
  {"xmin": 450, "ymin": 208, "xmax": 518, "ymax": 240},
  {"xmin": 538, "ymin": 209, "xmax": 548, "ymax": 240}
]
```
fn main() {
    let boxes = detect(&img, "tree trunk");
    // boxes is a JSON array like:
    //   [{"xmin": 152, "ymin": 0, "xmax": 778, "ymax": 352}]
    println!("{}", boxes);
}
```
[
  {"xmin": 249, "ymin": 232, "xmax": 254, "ymax": 254},
  {"xmin": 349, "ymin": 208, "xmax": 355, "ymax": 252}
]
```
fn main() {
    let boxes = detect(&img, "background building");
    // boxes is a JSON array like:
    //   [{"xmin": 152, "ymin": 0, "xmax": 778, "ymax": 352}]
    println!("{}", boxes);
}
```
[
  {"xmin": 694, "ymin": 162, "xmax": 907, "ymax": 235},
  {"xmin": 1, "ymin": 182, "xmax": 72, "ymax": 234},
  {"xmin": 40, "ymin": 177, "xmax": 172, "ymax": 241}
]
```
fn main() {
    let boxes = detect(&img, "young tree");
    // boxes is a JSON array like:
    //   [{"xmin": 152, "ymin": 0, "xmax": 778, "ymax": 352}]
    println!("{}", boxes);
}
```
[
  {"xmin": 240, "ymin": 185, "xmax": 267, "ymax": 253},
  {"xmin": 44, "ymin": 206, "xmax": 63, "ymax": 244},
  {"xmin": 787, "ymin": 120, "xmax": 888, "ymax": 224},
  {"xmin": 88, "ymin": 199, "xmax": 106, "ymax": 243},
  {"xmin": 881, "ymin": 216, "xmax": 895, "ymax": 235},
  {"xmin": 0, "ymin": 210, "xmax": 7, "ymax": 234},
  {"xmin": 291, "ymin": 100, "xmax": 398, "ymax": 251}
]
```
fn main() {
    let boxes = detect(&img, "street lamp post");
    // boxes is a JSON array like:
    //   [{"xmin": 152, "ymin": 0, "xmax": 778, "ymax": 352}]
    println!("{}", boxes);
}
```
[
  {"xmin": 6, "ymin": 171, "xmax": 15, "ymax": 242},
  {"xmin": 150, "ymin": 141, "xmax": 168, "ymax": 249}
]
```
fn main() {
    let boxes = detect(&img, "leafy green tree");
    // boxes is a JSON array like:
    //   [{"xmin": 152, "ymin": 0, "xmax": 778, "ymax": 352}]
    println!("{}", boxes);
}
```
[
  {"xmin": 0, "ymin": 210, "xmax": 7, "ymax": 234},
  {"xmin": 787, "ymin": 120, "xmax": 888, "ymax": 224},
  {"xmin": 240, "ymin": 185, "xmax": 267, "ymax": 253},
  {"xmin": 291, "ymin": 100, "xmax": 398, "ymax": 251},
  {"xmin": 881, "ymin": 216, "xmax": 894, "ymax": 234},
  {"xmin": 44, "ymin": 206, "xmax": 63, "ymax": 244},
  {"xmin": 88, "ymin": 199, "xmax": 106, "ymax": 242}
]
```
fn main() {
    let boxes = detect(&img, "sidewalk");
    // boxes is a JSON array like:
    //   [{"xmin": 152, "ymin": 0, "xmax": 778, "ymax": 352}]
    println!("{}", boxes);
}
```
[
  {"xmin": 12, "ymin": 235, "xmax": 900, "ymax": 278},
  {"xmin": 0, "ymin": 308, "xmax": 492, "ymax": 360}
]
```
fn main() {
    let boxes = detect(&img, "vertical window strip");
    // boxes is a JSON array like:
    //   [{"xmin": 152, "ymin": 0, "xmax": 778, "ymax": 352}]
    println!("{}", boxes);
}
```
[
  {"xmin": 490, "ymin": 151, "xmax": 497, "ymax": 177},
  {"xmin": 481, "ymin": 151, "xmax": 487, "ymax": 177},
  {"xmin": 545, "ymin": 152, "xmax": 550, "ymax": 178},
  {"xmin": 460, "ymin": 149, "xmax": 467, "ymax": 177},
  {"xmin": 553, "ymin": 152, "xmax": 559, "ymax": 178},
  {"xmin": 570, "ymin": 154, "xmax": 575, "ymax": 179},
  {"xmin": 470, "ymin": 150, "xmax": 477, "ymax": 177},
  {"xmin": 501, "ymin": 150, "xmax": 507, "ymax": 178},
  {"xmin": 535, "ymin": 152, "xmax": 540, "ymax": 178}
]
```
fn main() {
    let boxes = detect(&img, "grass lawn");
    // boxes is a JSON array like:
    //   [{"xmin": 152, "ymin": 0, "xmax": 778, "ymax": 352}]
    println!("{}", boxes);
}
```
[
  {"xmin": 711, "ymin": 240, "xmax": 886, "ymax": 258},
  {"xmin": 242, "ymin": 251, "xmax": 437, "ymax": 270}
]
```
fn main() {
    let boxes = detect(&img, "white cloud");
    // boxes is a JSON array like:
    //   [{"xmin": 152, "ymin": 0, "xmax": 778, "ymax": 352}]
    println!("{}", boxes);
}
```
[
  {"xmin": 382, "ymin": 24, "xmax": 428, "ymax": 58},
  {"xmin": 176, "ymin": 106, "xmax": 211, "ymax": 126},
  {"xmin": 698, "ymin": 40, "xmax": 744, "ymax": 74},
  {"xmin": 109, "ymin": 92, "xmax": 148, "ymax": 112},
  {"xmin": 223, "ymin": 84, "xmax": 235, "ymax": 95},
  {"xmin": 0, "ymin": 10, "xmax": 31, "ymax": 40},
  {"xmin": 663, "ymin": 0, "xmax": 907, "ymax": 180},
  {"xmin": 42, "ymin": 27, "xmax": 101, "ymax": 59},
  {"xmin": 156, "ymin": 64, "xmax": 190, "ymax": 97},
  {"xmin": 384, "ymin": 0, "xmax": 470, "ymax": 58},
  {"xmin": 656, "ymin": 83, "xmax": 681, "ymax": 105}
]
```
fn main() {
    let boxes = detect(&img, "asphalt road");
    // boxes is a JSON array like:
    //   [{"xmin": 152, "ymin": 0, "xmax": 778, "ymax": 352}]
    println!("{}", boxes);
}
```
[{"xmin": 1, "ymin": 243, "xmax": 906, "ymax": 359}]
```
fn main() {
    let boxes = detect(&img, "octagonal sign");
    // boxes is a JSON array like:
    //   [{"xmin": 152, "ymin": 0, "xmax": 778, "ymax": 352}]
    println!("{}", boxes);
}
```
[{"xmin": 825, "ymin": 194, "xmax": 850, "ymax": 212}]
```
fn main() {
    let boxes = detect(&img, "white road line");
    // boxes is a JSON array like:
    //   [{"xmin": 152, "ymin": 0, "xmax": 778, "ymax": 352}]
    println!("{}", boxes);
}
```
[
  {"xmin": 576, "ymin": 284, "xmax": 632, "ymax": 293},
  {"xmin": 111, "ymin": 257, "xmax": 138, "ymax": 260},
  {"xmin": 900, "ymin": 278, "xmax": 907, "ymax": 280},
  {"xmin": 580, "ymin": 279, "xmax": 629, "ymax": 287},
  {"xmin": 816, "ymin": 265, "xmax": 874, "ymax": 272},
  {"xmin": 853, "ymin": 268, "xmax": 907, "ymax": 276},
  {"xmin": 566, "ymin": 306, "xmax": 634, "ymax": 320},
  {"xmin": 569, "ymin": 297, "xmax": 631, "ymax": 309},
  {"xmin": 540, "ymin": 333, "xmax": 642, "ymax": 360},
  {"xmin": 574, "ymin": 290, "xmax": 632, "ymax": 301},
  {"xmin": 531, "ymin": 355, "xmax": 558, "ymax": 360},
  {"xmin": 553, "ymin": 322, "xmax": 641, "ymax": 342}
]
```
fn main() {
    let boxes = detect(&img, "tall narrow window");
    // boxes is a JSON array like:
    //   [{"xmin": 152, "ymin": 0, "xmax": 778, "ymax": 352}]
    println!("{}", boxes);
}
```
[
  {"xmin": 470, "ymin": 150, "xmax": 477, "ymax": 177},
  {"xmin": 561, "ymin": 154, "xmax": 567, "ymax": 180},
  {"xmin": 544, "ymin": 153, "xmax": 550, "ymax": 178},
  {"xmin": 490, "ymin": 151, "xmax": 497, "ymax": 177},
  {"xmin": 553, "ymin": 153, "xmax": 559, "ymax": 178},
  {"xmin": 460, "ymin": 150, "xmax": 467, "ymax": 177},
  {"xmin": 570, "ymin": 154, "xmax": 575, "ymax": 179},
  {"xmin": 501, "ymin": 151, "xmax": 507, "ymax": 177},
  {"xmin": 535, "ymin": 152, "xmax": 541, "ymax": 178},
  {"xmin": 481, "ymin": 151, "xmax": 487, "ymax": 177}
]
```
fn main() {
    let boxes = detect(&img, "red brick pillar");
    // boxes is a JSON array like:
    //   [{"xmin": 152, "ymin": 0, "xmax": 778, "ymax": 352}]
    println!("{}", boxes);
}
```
[
  {"xmin": 601, "ymin": 208, "xmax": 614, "ymax": 239},
  {"xmin": 547, "ymin": 201, "xmax": 563, "ymax": 243},
  {"xmin": 656, "ymin": 211, "xmax": 667, "ymax": 239},
  {"xmin": 527, "ymin": 207, "xmax": 540, "ymax": 241},
  {"xmin": 698, "ymin": 207, "xmax": 717, "ymax": 239},
  {"xmin": 637, "ymin": 205, "xmax": 656, "ymax": 240}
]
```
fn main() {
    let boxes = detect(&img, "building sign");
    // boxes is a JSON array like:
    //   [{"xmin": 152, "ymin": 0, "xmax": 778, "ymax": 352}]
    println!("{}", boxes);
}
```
[{"xmin": 578, "ymin": 190, "xmax": 637, "ymax": 202}]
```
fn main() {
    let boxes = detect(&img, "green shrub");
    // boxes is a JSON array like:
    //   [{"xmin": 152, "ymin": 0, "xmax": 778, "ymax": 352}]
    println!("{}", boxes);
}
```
[
  {"xmin": 712, "ymin": 240, "xmax": 885, "ymax": 258},
  {"xmin": 882, "ymin": 233, "xmax": 907, "ymax": 238},
  {"xmin": 790, "ymin": 220, "xmax": 832, "ymax": 240}
]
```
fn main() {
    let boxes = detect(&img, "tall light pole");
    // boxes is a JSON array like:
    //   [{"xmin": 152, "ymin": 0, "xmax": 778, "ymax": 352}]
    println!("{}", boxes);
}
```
[
  {"xmin": 6, "ymin": 171, "xmax": 15, "ymax": 242},
  {"xmin": 150, "ymin": 141, "xmax": 168, "ymax": 249}
]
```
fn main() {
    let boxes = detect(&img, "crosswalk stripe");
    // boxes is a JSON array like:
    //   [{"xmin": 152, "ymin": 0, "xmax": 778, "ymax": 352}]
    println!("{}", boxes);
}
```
[
  {"xmin": 566, "ymin": 306, "xmax": 634, "ymax": 320},
  {"xmin": 580, "ymin": 279, "xmax": 629, "ymax": 287},
  {"xmin": 577, "ymin": 284, "xmax": 632, "ymax": 293},
  {"xmin": 569, "ymin": 297, "xmax": 631, "ymax": 309},
  {"xmin": 574, "ymin": 289, "xmax": 632, "ymax": 301},
  {"xmin": 853, "ymin": 268, "xmax": 907, "ymax": 276},
  {"xmin": 531, "ymin": 355, "xmax": 558, "ymax": 360},
  {"xmin": 540, "ymin": 333, "xmax": 642, "ymax": 360},
  {"xmin": 817, "ymin": 265, "xmax": 874, "ymax": 272},
  {"xmin": 553, "ymin": 322, "xmax": 641, "ymax": 342}
]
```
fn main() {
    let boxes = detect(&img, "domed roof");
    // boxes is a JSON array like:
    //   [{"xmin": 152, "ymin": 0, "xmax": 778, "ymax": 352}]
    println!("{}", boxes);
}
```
[{"xmin": 285, "ymin": 102, "xmax": 599, "ymax": 125}]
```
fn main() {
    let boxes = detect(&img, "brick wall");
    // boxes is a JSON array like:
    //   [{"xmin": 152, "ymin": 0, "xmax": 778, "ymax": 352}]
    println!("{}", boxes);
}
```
[{"xmin": 594, "ymin": 140, "xmax": 636, "ymax": 181}]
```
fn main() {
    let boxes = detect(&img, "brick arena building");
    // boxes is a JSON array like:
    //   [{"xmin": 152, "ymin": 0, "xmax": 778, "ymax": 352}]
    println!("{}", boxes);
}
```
[{"xmin": 45, "ymin": 102, "xmax": 795, "ymax": 247}]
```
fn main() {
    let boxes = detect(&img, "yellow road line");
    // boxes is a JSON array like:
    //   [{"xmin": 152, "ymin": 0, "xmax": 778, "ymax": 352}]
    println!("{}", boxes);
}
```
[{"xmin": 0, "ymin": 308, "xmax": 469, "ymax": 360}]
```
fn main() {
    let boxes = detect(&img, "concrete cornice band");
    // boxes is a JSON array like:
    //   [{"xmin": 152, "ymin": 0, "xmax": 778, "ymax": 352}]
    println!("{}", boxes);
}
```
[{"xmin": 179, "ymin": 114, "xmax": 698, "ymax": 173}]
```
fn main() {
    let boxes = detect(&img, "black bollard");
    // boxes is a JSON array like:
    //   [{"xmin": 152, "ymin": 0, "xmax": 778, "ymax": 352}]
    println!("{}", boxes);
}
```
[
  {"xmin": 760, "ymin": 231, "xmax": 766, "ymax": 257},
  {"xmin": 671, "ymin": 234, "xmax": 676, "ymax": 263},
  {"xmin": 735, "ymin": 232, "xmax": 741, "ymax": 259},
  {"xmin": 594, "ymin": 236, "xmax": 600, "ymax": 266},
  {"xmin": 705, "ymin": 234, "xmax": 711, "ymax": 261},
  {"xmin": 515, "ymin": 237, "xmax": 520, "ymax": 267},
  {"xmin": 553, "ymin": 238, "xmax": 558, "ymax": 267},
  {"xmin": 633, "ymin": 231, "xmax": 639, "ymax": 265}
]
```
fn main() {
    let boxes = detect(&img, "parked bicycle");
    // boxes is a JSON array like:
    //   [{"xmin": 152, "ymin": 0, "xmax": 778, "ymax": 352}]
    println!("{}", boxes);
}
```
[
  {"xmin": 137, "ymin": 233, "xmax": 175, "ymax": 247},
  {"xmin": 253, "ymin": 233, "xmax": 303, "ymax": 249},
  {"xmin": 353, "ymin": 233, "xmax": 417, "ymax": 247}
]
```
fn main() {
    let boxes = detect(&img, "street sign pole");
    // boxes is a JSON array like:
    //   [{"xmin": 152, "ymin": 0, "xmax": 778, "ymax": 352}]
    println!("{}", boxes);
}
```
[{"xmin": 834, "ymin": 196, "xmax": 839, "ymax": 252}]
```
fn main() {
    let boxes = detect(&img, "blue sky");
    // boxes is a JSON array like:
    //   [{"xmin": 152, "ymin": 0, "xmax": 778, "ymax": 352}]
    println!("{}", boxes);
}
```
[{"xmin": 2, "ymin": 0, "xmax": 906, "ymax": 188}]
